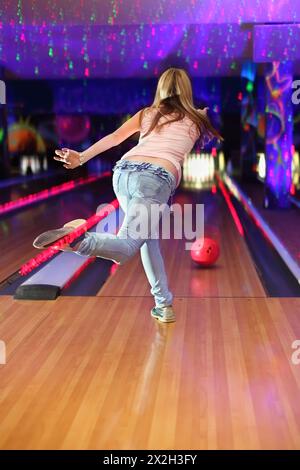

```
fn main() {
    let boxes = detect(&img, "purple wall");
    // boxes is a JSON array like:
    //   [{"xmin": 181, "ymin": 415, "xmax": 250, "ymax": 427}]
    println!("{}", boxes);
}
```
[
  {"xmin": 1, "ymin": 1, "xmax": 300, "ymax": 25},
  {"xmin": 1, "ymin": 1, "xmax": 300, "ymax": 78},
  {"xmin": 254, "ymin": 25, "xmax": 300, "ymax": 62}
]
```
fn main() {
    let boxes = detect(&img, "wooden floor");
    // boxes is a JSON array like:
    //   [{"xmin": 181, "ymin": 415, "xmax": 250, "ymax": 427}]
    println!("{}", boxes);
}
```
[{"xmin": 0, "ymin": 295, "xmax": 300, "ymax": 449}]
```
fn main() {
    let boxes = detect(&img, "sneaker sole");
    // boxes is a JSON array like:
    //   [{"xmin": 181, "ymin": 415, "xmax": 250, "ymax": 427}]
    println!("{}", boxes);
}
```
[{"xmin": 33, "ymin": 219, "xmax": 87, "ymax": 249}]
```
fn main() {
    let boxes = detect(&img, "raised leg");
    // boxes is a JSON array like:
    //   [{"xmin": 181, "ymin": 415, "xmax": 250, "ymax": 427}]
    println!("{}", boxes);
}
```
[{"xmin": 74, "ymin": 169, "xmax": 173, "ymax": 267}]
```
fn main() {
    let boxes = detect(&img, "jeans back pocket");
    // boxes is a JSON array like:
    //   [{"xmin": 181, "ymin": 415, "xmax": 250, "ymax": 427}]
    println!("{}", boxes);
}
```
[{"xmin": 131, "ymin": 172, "xmax": 171, "ymax": 201}]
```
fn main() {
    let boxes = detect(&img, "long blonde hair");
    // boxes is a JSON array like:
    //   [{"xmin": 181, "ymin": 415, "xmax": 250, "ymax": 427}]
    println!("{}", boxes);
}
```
[{"xmin": 139, "ymin": 67, "xmax": 223, "ymax": 144}]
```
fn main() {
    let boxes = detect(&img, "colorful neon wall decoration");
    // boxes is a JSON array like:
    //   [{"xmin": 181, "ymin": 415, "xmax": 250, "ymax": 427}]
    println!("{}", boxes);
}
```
[
  {"xmin": 240, "ymin": 60, "xmax": 257, "ymax": 177},
  {"xmin": 264, "ymin": 61, "xmax": 293, "ymax": 209}
]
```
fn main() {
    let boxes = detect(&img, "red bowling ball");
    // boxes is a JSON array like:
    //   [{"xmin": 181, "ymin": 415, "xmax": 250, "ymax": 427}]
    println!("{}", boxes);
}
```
[{"xmin": 191, "ymin": 237, "xmax": 220, "ymax": 267}]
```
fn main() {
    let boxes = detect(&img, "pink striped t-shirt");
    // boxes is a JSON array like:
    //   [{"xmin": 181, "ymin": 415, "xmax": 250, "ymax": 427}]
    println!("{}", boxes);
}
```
[{"xmin": 121, "ymin": 107, "xmax": 201, "ymax": 187}]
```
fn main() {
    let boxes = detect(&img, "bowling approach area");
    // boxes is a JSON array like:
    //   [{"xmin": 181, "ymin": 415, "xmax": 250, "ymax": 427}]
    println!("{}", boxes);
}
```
[{"xmin": 1, "ymin": 1, "xmax": 300, "ymax": 453}]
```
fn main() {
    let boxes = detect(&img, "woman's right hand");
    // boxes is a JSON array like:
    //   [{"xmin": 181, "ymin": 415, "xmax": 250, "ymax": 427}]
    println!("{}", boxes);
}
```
[{"xmin": 54, "ymin": 148, "xmax": 82, "ymax": 169}]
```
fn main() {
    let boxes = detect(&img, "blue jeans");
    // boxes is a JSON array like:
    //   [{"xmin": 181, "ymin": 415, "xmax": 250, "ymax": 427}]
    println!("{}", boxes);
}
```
[{"xmin": 75, "ymin": 160, "xmax": 177, "ymax": 307}]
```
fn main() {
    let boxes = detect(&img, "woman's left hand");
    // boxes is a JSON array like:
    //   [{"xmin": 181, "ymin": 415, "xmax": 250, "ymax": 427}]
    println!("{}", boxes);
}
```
[
  {"xmin": 198, "ymin": 107, "xmax": 209, "ymax": 115},
  {"xmin": 54, "ymin": 148, "xmax": 81, "ymax": 169}
]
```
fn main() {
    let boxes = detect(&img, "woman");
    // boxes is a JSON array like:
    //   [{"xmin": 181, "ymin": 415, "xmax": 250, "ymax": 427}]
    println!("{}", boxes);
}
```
[{"xmin": 44, "ymin": 68, "xmax": 222, "ymax": 323}]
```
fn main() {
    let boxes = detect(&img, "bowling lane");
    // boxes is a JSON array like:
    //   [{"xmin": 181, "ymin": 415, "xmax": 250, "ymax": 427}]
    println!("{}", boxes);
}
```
[
  {"xmin": 0, "ymin": 169, "xmax": 78, "ymax": 204},
  {"xmin": 0, "ymin": 175, "xmax": 114, "ymax": 283},
  {"xmin": 98, "ymin": 188, "xmax": 266, "ymax": 298}
]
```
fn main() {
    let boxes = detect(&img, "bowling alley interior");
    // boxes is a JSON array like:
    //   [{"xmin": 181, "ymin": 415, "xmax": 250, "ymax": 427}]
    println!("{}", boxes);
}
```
[{"xmin": 0, "ymin": 1, "xmax": 300, "ymax": 452}]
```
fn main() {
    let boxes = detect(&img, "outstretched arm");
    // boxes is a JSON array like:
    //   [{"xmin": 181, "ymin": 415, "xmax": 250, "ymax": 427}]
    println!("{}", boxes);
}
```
[{"xmin": 54, "ymin": 109, "xmax": 143, "ymax": 169}]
